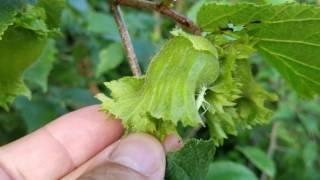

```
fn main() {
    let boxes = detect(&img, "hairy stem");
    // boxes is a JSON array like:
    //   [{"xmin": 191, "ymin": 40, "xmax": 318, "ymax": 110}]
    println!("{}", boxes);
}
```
[
  {"xmin": 110, "ymin": 1, "xmax": 142, "ymax": 76},
  {"xmin": 116, "ymin": 0, "xmax": 201, "ymax": 35}
]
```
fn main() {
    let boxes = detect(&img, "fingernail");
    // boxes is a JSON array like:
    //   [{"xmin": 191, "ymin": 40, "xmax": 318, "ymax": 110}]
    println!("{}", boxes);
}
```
[{"xmin": 109, "ymin": 134, "xmax": 165, "ymax": 176}]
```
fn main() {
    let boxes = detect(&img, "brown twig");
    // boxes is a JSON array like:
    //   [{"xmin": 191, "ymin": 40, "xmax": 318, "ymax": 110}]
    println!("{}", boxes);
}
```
[
  {"xmin": 260, "ymin": 122, "xmax": 279, "ymax": 180},
  {"xmin": 110, "ymin": 0, "xmax": 142, "ymax": 76},
  {"xmin": 116, "ymin": 0, "xmax": 201, "ymax": 35}
]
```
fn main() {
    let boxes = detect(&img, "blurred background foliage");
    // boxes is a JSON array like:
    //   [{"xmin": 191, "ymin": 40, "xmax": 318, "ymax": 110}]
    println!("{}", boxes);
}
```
[{"xmin": 0, "ymin": 0, "xmax": 319, "ymax": 179}]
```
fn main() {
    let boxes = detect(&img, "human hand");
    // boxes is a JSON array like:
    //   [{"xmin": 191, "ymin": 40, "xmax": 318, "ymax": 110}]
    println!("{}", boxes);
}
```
[{"xmin": 0, "ymin": 105, "xmax": 182, "ymax": 180}]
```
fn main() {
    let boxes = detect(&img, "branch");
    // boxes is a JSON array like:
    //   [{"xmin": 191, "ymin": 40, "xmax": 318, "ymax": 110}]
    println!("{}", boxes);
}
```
[
  {"xmin": 116, "ymin": 0, "xmax": 201, "ymax": 35},
  {"xmin": 267, "ymin": 122, "xmax": 279, "ymax": 157},
  {"xmin": 110, "ymin": 1, "xmax": 142, "ymax": 76},
  {"xmin": 260, "ymin": 122, "xmax": 279, "ymax": 180}
]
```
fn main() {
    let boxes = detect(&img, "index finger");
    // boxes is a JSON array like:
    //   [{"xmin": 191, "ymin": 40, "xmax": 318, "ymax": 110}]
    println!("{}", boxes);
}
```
[{"xmin": 0, "ymin": 105, "xmax": 123, "ymax": 180}]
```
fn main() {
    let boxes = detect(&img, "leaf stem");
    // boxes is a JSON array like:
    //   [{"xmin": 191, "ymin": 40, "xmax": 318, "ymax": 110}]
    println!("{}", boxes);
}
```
[
  {"xmin": 116, "ymin": 0, "xmax": 201, "ymax": 35},
  {"xmin": 110, "ymin": 0, "xmax": 142, "ymax": 76}
]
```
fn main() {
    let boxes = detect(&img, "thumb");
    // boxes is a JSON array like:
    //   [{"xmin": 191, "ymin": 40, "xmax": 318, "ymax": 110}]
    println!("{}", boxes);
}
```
[
  {"xmin": 71, "ymin": 134, "xmax": 166, "ymax": 180},
  {"xmin": 77, "ymin": 162, "xmax": 153, "ymax": 180}
]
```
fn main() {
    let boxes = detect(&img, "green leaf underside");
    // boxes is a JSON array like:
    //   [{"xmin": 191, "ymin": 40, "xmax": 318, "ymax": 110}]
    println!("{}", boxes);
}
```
[
  {"xmin": 0, "ymin": 0, "xmax": 65, "ymax": 109},
  {"xmin": 238, "ymin": 146, "xmax": 276, "ymax": 177},
  {"xmin": 98, "ymin": 33, "xmax": 219, "ymax": 139},
  {"xmin": 165, "ymin": 139, "xmax": 215, "ymax": 180},
  {"xmin": 206, "ymin": 161, "xmax": 258, "ymax": 180},
  {"xmin": 198, "ymin": 3, "xmax": 320, "ymax": 98}
]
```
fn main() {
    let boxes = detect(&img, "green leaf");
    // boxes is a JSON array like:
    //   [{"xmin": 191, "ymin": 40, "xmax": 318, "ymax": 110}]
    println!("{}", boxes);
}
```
[
  {"xmin": 0, "ymin": 28, "xmax": 46, "ymax": 109},
  {"xmin": 14, "ymin": 96, "xmax": 62, "ymax": 132},
  {"xmin": 237, "ymin": 146, "xmax": 276, "ymax": 177},
  {"xmin": 0, "ymin": 80, "xmax": 31, "ymax": 111},
  {"xmin": 197, "ymin": 3, "xmax": 320, "ymax": 98},
  {"xmin": 14, "ymin": 4, "xmax": 51, "ymax": 36},
  {"xmin": 166, "ymin": 139, "xmax": 215, "ymax": 180},
  {"xmin": 37, "ymin": 0, "xmax": 65, "ymax": 29},
  {"xmin": 0, "ymin": 0, "xmax": 28, "ymax": 39},
  {"xmin": 265, "ymin": 0, "xmax": 295, "ymax": 4},
  {"xmin": 67, "ymin": 0, "xmax": 90, "ymax": 14},
  {"xmin": 86, "ymin": 11, "xmax": 118, "ymax": 36},
  {"xmin": 0, "ymin": 0, "xmax": 64, "ymax": 109},
  {"xmin": 51, "ymin": 87, "xmax": 99, "ymax": 108},
  {"xmin": 24, "ymin": 39, "xmax": 57, "ymax": 92},
  {"xmin": 96, "ymin": 43, "xmax": 124, "ymax": 77},
  {"xmin": 187, "ymin": 0, "xmax": 209, "ymax": 22},
  {"xmin": 302, "ymin": 142, "xmax": 318, "ymax": 168},
  {"xmin": 98, "ymin": 33, "xmax": 219, "ymax": 139},
  {"xmin": 206, "ymin": 161, "xmax": 258, "ymax": 180},
  {"xmin": 299, "ymin": 114, "xmax": 320, "ymax": 136},
  {"xmin": 197, "ymin": 3, "xmax": 265, "ymax": 32}
]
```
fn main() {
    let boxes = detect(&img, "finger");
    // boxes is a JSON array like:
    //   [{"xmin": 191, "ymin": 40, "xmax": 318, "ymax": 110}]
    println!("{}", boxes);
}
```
[
  {"xmin": 77, "ymin": 162, "xmax": 147, "ymax": 180},
  {"xmin": 63, "ymin": 133, "xmax": 166, "ymax": 180},
  {"xmin": 0, "ymin": 105, "xmax": 123, "ymax": 180},
  {"xmin": 162, "ymin": 134, "xmax": 183, "ymax": 152}
]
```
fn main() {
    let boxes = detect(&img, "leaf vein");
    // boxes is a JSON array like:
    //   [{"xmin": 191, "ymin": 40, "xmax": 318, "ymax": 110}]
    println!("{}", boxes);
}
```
[
  {"xmin": 265, "ymin": 17, "xmax": 320, "ymax": 24},
  {"xmin": 260, "ymin": 38, "xmax": 320, "ymax": 48},
  {"xmin": 259, "ymin": 46, "xmax": 320, "ymax": 86}
]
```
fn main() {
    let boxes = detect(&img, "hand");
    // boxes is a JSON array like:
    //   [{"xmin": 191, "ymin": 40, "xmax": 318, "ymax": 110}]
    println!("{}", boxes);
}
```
[{"xmin": 0, "ymin": 105, "xmax": 182, "ymax": 180}]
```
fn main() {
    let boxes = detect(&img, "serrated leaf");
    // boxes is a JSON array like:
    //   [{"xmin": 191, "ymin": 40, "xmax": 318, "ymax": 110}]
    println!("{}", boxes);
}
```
[
  {"xmin": 0, "ymin": 28, "xmax": 46, "ymax": 109},
  {"xmin": 207, "ymin": 45, "xmax": 243, "ymax": 113},
  {"xmin": 197, "ymin": 3, "xmax": 320, "ymax": 98},
  {"xmin": 206, "ymin": 161, "xmax": 258, "ymax": 180},
  {"xmin": 0, "ymin": 0, "xmax": 28, "ymax": 39},
  {"xmin": 14, "ymin": 4, "xmax": 51, "ymax": 36},
  {"xmin": 204, "ymin": 41, "xmax": 276, "ymax": 145},
  {"xmin": 24, "ymin": 39, "xmax": 57, "ymax": 92},
  {"xmin": 98, "ymin": 33, "xmax": 219, "ymax": 139},
  {"xmin": 96, "ymin": 43, "xmax": 124, "ymax": 77},
  {"xmin": 37, "ymin": 0, "xmax": 65, "ymax": 29},
  {"xmin": 0, "ymin": 0, "xmax": 64, "ymax": 109},
  {"xmin": 0, "ymin": 80, "xmax": 30, "ymax": 111},
  {"xmin": 234, "ymin": 60, "xmax": 278, "ymax": 125},
  {"xmin": 165, "ymin": 139, "xmax": 215, "ymax": 180},
  {"xmin": 237, "ymin": 146, "xmax": 276, "ymax": 177},
  {"xmin": 204, "ymin": 45, "xmax": 242, "ymax": 145},
  {"xmin": 206, "ymin": 107, "xmax": 240, "ymax": 145}
]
